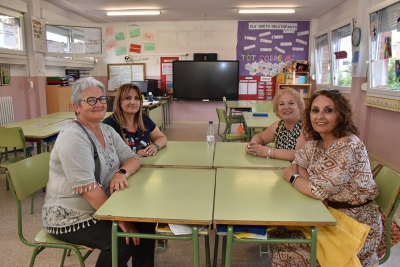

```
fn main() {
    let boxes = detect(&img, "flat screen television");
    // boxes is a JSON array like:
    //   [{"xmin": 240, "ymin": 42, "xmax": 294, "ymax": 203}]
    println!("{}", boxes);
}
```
[
  {"xmin": 173, "ymin": 61, "xmax": 239, "ymax": 101},
  {"xmin": 131, "ymin": 81, "xmax": 148, "ymax": 95}
]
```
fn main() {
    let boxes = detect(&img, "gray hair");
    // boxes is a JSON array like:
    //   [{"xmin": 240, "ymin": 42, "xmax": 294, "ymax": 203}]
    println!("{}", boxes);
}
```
[{"xmin": 71, "ymin": 77, "xmax": 106, "ymax": 106}]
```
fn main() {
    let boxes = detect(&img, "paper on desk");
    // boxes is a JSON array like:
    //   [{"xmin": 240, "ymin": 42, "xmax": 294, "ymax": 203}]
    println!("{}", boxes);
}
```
[{"xmin": 168, "ymin": 224, "xmax": 206, "ymax": 235}]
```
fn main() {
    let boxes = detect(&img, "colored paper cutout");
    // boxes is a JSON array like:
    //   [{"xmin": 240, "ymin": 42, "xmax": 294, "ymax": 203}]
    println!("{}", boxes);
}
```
[
  {"xmin": 130, "ymin": 43, "xmax": 141, "ymax": 53},
  {"xmin": 105, "ymin": 26, "xmax": 114, "ymax": 36},
  {"xmin": 115, "ymin": 47, "xmax": 127, "ymax": 56},
  {"xmin": 115, "ymin": 32, "xmax": 125, "ymax": 41},
  {"xmin": 144, "ymin": 43, "xmax": 155, "ymax": 51},
  {"xmin": 130, "ymin": 28, "xmax": 141, "ymax": 38},
  {"xmin": 105, "ymin": 39, "xmax": 117, "ymax": 50},
  {"xmin": 142, "ymin": 32, "xmax": 154, "ymax": 41}
]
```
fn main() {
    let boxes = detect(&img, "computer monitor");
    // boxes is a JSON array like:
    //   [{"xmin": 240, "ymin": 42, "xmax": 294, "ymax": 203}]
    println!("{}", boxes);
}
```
[{"xmin": 131, "ymin": 81, "xmax": 148, "ymax": 95}]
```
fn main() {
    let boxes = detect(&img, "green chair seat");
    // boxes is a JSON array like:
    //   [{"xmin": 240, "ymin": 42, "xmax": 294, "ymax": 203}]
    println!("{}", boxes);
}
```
[{"xmin": 216, "ymin": 108, "xmax": 249, "ymax": 142}]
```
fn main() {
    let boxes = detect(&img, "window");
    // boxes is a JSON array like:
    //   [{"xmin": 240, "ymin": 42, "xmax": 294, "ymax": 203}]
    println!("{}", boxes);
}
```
[
  {"xmin": 331, "ymin": 24, "xmax": 352, "ymax": 87},
  {"xmin": 314, "ymin": 20, "xmax": 353, "ymax": 92},
  {"xmin": 368, "ymin": 0, "xmax": 400, "ymax": 99},
  {"xmin": 45, "ymin": 23, "xmax": 103, "ymax": 57},
  {"xmin": 315, "ymin": 33, "xmax": 330, "ymax": 85},
  {"xmin": 0, "ymin": 7, "xmax": 25, "ymax": 55}
]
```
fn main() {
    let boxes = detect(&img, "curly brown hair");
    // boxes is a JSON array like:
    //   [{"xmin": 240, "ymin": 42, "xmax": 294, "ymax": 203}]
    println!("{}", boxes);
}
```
[{"xmin": 302, "ymin": 90, "xmax": 359, "ymax": 141}]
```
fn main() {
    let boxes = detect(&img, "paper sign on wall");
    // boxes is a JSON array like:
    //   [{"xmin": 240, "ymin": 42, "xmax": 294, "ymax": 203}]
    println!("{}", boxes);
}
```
[{"xmin": 130, "ymin": 43, "xmax": 141, "ymax": 53}]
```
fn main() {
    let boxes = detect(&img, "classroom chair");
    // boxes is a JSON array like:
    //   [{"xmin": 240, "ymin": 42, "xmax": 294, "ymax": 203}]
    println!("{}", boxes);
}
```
[
  {"xmin": 222, "ymin": 96, "xmax": 243, "ymax": 133},
  {"xmin": 0, "ymin": 127, "xmax": 35, "ymax": 212},
  {"xmin": 374, "ymin": 165, "xmax": 400, "ymax": 264},
  {"xmin": 6, "ymin": 152, "xmax": 94, "ymax": 267},
  {"xmin": 216, "ymin": 108, "xmax": 248, "ymax": 142}
]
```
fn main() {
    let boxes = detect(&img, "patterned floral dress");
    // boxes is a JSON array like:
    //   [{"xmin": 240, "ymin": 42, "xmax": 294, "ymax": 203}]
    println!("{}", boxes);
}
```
[
  {"xmin": 274, "ymin": 120, "xmax": 302, "ymax": 149},
  {"xmin": 270, "ymin": 141, "xmax": 382, "ymax": 267}
]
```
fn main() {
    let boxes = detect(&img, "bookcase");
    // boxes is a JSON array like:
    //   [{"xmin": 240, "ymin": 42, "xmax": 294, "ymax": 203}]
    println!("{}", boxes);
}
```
[{"xmin": 276, "ymin": 72, "xmax": 311, "ymax": 99}]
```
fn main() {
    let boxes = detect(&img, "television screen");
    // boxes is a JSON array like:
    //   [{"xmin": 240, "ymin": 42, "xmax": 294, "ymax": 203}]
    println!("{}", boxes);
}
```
[
  {"xmin": 131, "ymin": 81, "xmax": 148, "ymax": 95},
  {"xmin": 173, "ymin": 61, "xmax": 239, "ymax": 101}
]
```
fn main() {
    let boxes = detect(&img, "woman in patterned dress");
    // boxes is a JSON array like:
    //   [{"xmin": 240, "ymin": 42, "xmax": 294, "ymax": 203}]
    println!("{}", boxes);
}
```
[
  {"xmin": 270, "ymin": 89, "xmax": 382, "ymax": 267},
  {"xmin": 246, "ymin": 88, "xmax": 306, "ymax": 161}
]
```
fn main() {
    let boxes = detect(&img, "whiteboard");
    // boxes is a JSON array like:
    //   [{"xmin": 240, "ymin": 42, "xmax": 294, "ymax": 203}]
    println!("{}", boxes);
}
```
[{"xmin": 107, "ymin": 63, "xmax": 146, "ymax": 91}]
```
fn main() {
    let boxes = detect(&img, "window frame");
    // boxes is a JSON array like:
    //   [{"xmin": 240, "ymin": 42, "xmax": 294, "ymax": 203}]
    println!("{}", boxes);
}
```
[
  {"xmin": 367, "ymin": 0, "xmax": 400, "ymax": 100},
  {"xmin": 314, "ymin": 19, "xmax": 353, "ymax": 94},
  {"xmin": 0, "ymin": 6, "xmax": 26, "ymax": 56},
  {"xmin": 45, "ymin": 21, "xmax": 104, "ymax": 58}
]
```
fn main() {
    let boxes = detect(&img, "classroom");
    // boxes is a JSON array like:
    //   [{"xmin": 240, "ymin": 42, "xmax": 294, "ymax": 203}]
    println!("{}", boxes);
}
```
[{"xmin": 0, "ymin": 0, "xmax": 400, "ymax": 266}]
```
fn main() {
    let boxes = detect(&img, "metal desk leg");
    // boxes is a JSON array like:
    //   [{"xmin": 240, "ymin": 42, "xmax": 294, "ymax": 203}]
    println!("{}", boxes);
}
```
[
  {"xmin": 112, "ymin": 221, "xmax": 119, "ymax": 267},
  {"xmin": 213, "ymin": 233, "xmax": 219, "ymax": 267},
  {"xmin": 224, "ymin": 225, "xmax": 233, "ymax": 267},
  {"xmin": 205, "ymin": 234, "xmax": 211, "ymax": 267},
  {"xmin": 310, "ymin": 226, "xmax": 317, "ymax": 267},
  {"xmin": 192, "ymin": 225, "xmax": 200, "ymax": 267}
]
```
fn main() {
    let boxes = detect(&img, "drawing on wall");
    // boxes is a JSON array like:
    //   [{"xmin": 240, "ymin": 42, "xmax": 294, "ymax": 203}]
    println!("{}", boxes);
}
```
[
  {"xmin": 370, "ymin": 12, "xmax": 378, "ymax": 42},
  {"xmin": 142, "ymin": 32, "xmax": 154, "ymax": 41},
  {"xmin": 1, "ymin": 66, "xmax": 11, "ymax": 86},
  {"xmin": 105, "ymin": 39, "xmax": 117, "ymax": 50},
  {"xmin": 115, "ymin": 32, "xmax": 125, "ymax": 41},
  {"xmin": 144, "ymin": 43, "xmax": 155, "ymax": 51},
  {"xmin": 237, "ymin": 21, "xmax": 310, "ymax": 77},
  {"xmin": 384, "ymin": 37, "xmax": 392, "ymax": 59},
  {"xmin": 130, "ymin": 44, "xmax": 141, "ymax": 53},
  {"xmin": 128, "ymin": 23, "xmax": 141, "ymax": 38},
  {"xmin": 115, "ymin": 47, "xmax": 127, "ymax": 56},
  {"xmin": 105, "ymin": 26, "xmax": 114, "ymax": 36}
]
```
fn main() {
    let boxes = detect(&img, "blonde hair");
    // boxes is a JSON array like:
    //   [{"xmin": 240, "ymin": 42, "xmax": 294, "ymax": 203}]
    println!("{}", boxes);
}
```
[
  {"xmin": 272, "ymin": 88, "xmax": 304, "ymax": 119},
  {"xmin": 112, "ymin": 83, "xmax": 147, "ymax": 132}
]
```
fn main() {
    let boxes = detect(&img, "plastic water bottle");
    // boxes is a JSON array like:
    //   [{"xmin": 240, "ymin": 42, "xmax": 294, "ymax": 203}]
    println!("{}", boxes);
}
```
[{"xmin": 207, "ymin": 121, "xmax": 215, "ymax": 147}]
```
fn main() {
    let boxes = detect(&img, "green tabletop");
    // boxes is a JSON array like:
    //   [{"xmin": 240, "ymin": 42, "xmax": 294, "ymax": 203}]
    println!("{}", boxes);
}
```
[
  {"xmin": 214, "ymin": 168, "xmax": 336, "ymax": 225},
  {"xmin": 225, "ymin": 100, "xmax": 252, "ymax": 109},
  {"xmin": 214, "ymin": 168, "xmax": 336, "ymax": 267},
  {"xmin": 39, "ymin": 112, "xmax": 113, "ymax": 119},
  {"xmin": 3, "ymin": 118, "xmax": 71, "ymax": 139},
  {"xmin": 95, "ymin": 168, "xmax": 215, "ymax": 224},
  {"xmin": 242, "ymin": 112, "xmax": 278, "ymax": 129},
  {"xmin": 95, "ymin": 168, "xmax": 216, "ymax": 267},
  {"xmin": 213, "ymin": 142, "xmax": 290, "ymax": 169},
  {"xmin": 140, "ymin": 141, "xmax": 215, "ymax": 168}
]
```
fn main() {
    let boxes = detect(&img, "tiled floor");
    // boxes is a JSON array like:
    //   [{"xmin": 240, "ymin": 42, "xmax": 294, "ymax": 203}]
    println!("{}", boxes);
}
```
[{"xmin": 0, "ymin": 122, "xmax": 399, "ymax": 267}]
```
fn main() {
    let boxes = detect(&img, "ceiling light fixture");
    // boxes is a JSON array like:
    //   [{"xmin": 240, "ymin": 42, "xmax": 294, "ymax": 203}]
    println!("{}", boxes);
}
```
[
  {"xmin": 106, "ymin": 10, "xmax": 161, "ymax": 16},
  {"xmin": 238, "ymin": 9, "xmax": 295, "ymax": 14}
]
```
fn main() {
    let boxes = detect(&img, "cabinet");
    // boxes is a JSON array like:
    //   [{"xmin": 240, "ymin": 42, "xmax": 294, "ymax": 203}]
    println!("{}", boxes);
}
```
[
  {"xmin": 276, "ymin": 72, "xmax": 311, "ymax": 99},
  {"xmin": 45, "ymin": 85, "xmax": 73, "ymax": 113}
]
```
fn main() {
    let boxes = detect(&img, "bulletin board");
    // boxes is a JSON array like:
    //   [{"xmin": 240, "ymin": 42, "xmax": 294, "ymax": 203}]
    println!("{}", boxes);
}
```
[{"xmin": 107, "ymin": 63, "xmax": 146, "ymax": 91}]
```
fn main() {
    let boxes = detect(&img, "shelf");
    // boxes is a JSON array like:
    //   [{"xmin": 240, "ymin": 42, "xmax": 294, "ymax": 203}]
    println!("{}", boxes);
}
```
[{"xmin": 277, "ymin": 84, "xmax": 311, "ymax": 99}]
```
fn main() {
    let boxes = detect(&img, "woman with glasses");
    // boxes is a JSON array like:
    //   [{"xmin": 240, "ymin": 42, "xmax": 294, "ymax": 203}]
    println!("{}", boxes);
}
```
[
  {"xmin": 42, "ymin": 77, "xmax": 152, "ymax": 267},
  {"xmin": 270, "ymin": 90, "xmax": 381, "ymax": 267},
  {"xmin": 103, "ymin": 83, "xmax": 167, "ymax": 157},
  {"xmin": 245, "ymin": 88, "xmax": 306, "ymax": 161}
]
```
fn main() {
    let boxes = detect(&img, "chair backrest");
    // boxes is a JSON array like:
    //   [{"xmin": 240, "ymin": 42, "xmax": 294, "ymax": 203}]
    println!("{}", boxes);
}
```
[
  {"xmin": 222, "ymin": 96, "xmax": 228, "ymax": 112},
  {"xmin": 252, "ymin": 102, "xmax": 273, "ymax": 113},
  {"xmin": 371, "ymin": 161, "xmax": 384, "ymax": 179},
  {"xmin": 7, "ymin": 152, "xmax": 50, "ymax": 201},
  {"xmin": 0, "ymin": 127, "xmax": 26, "ymax": 148},
  {"xmin": 374, "ymin": 166, "xmax": 400, "ymax": 218},
  {"xmin": 216, "ymin": 108, "xmax": 227, "ymax": 124}
]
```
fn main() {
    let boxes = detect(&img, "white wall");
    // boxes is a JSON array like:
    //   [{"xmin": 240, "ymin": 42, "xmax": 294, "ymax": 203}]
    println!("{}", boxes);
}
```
[{"xmin": 99, "ymin": 21, "xmax": 238, "ymax": 77}]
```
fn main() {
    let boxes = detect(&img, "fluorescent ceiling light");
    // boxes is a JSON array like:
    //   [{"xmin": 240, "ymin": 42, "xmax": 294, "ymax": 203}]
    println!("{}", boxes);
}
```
[
  {"xmin": 238, "ymin": 9, "xmax": 295, "ymax": 14},
  {"xmin": 107, "ymin": 10, "xmax": 160, "ymax": 16}
]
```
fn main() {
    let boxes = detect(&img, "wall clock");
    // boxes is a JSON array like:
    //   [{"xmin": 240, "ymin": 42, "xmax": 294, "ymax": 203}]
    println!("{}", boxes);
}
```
[{"xmin": 352, "ymin": 27, "xmax": 361, "ymax": 47}]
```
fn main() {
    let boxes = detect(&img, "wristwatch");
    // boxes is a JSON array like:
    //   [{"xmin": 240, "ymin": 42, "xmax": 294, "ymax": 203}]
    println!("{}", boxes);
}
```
[
  {"xmin": 289, "ymin": 174, "xmax": 300, "ymax": 185},
  {"xmin": 116, "ymin": 168, "xmax": 128, "ymax": 177},
  {"xmin": 154, "ymin": 143, "xmax": 161, "ymax": 151}
]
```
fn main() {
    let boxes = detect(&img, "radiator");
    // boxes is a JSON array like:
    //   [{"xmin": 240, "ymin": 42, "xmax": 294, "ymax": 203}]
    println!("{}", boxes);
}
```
[{"xmin": 0, "ymin": 96, "xmax": 14, "ymax": 125}]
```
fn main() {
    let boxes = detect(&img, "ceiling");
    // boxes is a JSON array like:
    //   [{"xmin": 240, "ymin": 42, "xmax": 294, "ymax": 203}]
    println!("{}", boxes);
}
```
[{"xmin": 41, "ymin": 0, "xmax": 347, "ymax": 23}]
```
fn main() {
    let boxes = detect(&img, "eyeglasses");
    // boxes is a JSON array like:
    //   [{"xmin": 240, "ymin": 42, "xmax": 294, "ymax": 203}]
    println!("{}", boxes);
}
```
[
  {"xmin": 314, "ymin": 89, "xmax": 342, "ymax": 95},
  {"xmin": 80, "ymin": 96, "xmax": 108, "ymax": 106}
]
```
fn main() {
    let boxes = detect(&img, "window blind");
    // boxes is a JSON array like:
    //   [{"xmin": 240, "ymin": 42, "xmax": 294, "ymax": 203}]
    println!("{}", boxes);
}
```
[
  {"xmin": 331, "ymin": 24, "xmax": 351, "ymax": 41},
  {"xmin": 315, "ymin": 33, "xmax": 328, "ymax": 48},
  {"xmin": 373, "ymin": 1, "xmax": 400, "ymax": 33}
]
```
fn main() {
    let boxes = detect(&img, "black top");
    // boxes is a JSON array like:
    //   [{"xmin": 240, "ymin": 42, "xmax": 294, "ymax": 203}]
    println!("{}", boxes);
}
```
[{"xmin": 102, "ymin": 114, "xmax": 156, "ymax": 152}]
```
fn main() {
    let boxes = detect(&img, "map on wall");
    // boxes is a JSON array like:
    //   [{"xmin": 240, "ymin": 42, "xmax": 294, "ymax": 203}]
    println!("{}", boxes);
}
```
[{"xmin": 237, "ymin": 21, "xmax": 310, "ymax": 77}]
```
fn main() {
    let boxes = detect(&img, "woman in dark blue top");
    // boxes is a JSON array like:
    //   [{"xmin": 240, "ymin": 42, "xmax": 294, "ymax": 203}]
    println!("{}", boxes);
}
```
[{"xmin": 103, "ymin": 83, "xmax": 167, "ymax": 158}]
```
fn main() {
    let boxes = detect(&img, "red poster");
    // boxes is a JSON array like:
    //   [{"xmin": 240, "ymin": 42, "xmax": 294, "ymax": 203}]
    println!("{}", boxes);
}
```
[
  {"xmin": 160, "ymin": 57, "xmax": 179, "ymax": 96},
  {"xmin": 129, "ymin": 44, "xmax": 141, "ymax": 53}
]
